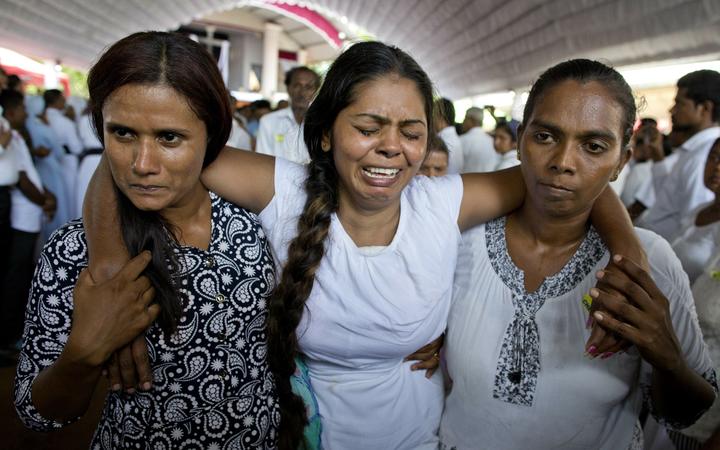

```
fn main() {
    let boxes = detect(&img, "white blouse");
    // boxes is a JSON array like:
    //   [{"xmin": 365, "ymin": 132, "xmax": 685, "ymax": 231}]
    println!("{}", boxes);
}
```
[
  {"xmin": 440, "ymin": 219, "xmax": 716, "ymax": 450},
  {"xmin": 671, "ymin": 202, "xmax": 720, "ymax": 284},
  {"xmin": 683, "ymin": 250, "xmax": 720, "ymax": 442},
  {"xmin": 259, "ymin": 158, "xmax": 464, "ymax": 449}
]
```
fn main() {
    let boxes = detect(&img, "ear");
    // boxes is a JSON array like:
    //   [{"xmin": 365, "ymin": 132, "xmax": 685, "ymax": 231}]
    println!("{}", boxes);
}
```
[
  {"xmin": 321, "ymin": 131, "xmax": 332, "ymax": 152},
  {"xmin": 700, "ymin": 99, "xmax": 715, "ymax": 119},
  {"xmin": 613, "ymin": 145, "xmax": 632, "ymax": 180}
]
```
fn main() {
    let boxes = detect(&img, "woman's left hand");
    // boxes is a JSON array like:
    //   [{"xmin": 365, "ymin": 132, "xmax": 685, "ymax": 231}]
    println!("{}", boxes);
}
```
[
  {"xmin": 405, "ymin": 334, "xmax": 444, "ymax": 378},
  {"xmin": 590, "ymin": 255, "xmax": 684, "ymax": 371}
]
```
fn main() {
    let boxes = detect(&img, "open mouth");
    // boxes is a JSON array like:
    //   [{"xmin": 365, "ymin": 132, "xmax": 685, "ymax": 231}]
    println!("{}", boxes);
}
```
[{"xmin": 362, "ymin": 167, "xmax": 400, "ymax": 179}]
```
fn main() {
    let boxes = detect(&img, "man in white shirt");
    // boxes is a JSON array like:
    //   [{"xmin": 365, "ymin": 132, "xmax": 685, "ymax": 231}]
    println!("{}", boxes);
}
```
[
  {"xmin": 434, "ymin": 97, "xmax": 464, "ymax": 174},
  {"xmin": 255, "ymin": 67, "xmax": 319, "ymax": 164},
  {"xmin": 460, "ymin": 106, "xmax": 497, "ymax": 173},
  {"xmin": 638, "ymin": 70, "xmax": 720, "ymax": 241},
  {"xmin": 44, "ymin": 89, "xmax": 82, "ymax": 214}
]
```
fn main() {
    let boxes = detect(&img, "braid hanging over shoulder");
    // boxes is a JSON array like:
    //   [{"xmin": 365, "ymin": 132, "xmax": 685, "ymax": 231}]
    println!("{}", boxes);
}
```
[{"xmin": 267, "ymin": 154, "xmax": 338, "ymax": 449}]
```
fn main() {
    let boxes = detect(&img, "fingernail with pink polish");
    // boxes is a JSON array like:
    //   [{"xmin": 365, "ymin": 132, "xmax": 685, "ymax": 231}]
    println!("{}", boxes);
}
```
[
  {"xmin": 601, "ymin": 352, "xmax": 614, "ymax": 359},
  {"xmin": 587, "ymin": 345, "xmax": 598, "ymax": 356}
]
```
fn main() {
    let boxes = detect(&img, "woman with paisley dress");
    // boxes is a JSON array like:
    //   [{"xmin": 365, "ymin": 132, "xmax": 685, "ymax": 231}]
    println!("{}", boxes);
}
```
[{"xmin": 13, "ymin": 32, "xmax": 295, "ymax": 449}]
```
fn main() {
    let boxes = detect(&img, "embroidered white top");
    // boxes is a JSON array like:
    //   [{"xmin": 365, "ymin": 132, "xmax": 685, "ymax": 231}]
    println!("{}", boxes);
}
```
[{"xmin": 440, "ymin": 219, "xmax": 716, "ymax": 450}]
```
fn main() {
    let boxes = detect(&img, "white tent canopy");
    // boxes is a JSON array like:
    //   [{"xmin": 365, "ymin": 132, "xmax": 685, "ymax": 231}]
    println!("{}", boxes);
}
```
[{"xmin": 0, "ymin": 0, "xmax": 719, "ymax": 98}]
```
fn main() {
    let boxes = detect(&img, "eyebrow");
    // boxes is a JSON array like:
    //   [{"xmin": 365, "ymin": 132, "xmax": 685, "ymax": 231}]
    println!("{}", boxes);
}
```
[
  {"xmin": 353, "ymin": 113, "xmax": 425, "ymax": 127},
  {"xmin": 105, "ymin": 121, "xmax": 191, "ymax": 135},
  {"xmin": 529, "ymin": 119, "xmax": 617, "ymax": 142}
]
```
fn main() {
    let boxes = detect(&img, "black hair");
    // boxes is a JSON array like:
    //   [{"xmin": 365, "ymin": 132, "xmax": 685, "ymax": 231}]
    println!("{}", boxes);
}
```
[
  {"xmin": 0, "ymin": 89, "xmax": 25, "ymax": 113},
  {"xmin": 87, "ymin": 31, "xmax": 232, "ymax": 333},
  {"xmin": 7, "ymin": 74, "xmax": 22, "ymax": 91},
  {"xmin": 284, "ymin": 66, "xmax": 320, "ymax": 88},
  {"xmin": 677, "ymin": 70, "xmax": 720, "ymax": 122},
  {"xmin": 428, "ymin": 133, "xmax": 449, "ymax": 154},
  {"xmin": 251, "ymin": 99, "xmax": 271, "ymax": 110},
  {"xmin": 435, "ymin": 97, "xmax": 455, "ymax": 126},
  {"xmin": 523, "ymin": 59, "xmax": 637, "ymax": 149},
  {"xmin": 267, "ymin": 41, "xmax": 434, "ymax": 449},
  {"xmin": 640, "ymin": 117, "xmax": 658, "ymax": 127},
  {"xmin": 43, "ymin": 89, "xmax": 64, "ymax": 108},
  {"xmin": 495, "ymin": 119, "xmax": 519, "ymax": 143}
]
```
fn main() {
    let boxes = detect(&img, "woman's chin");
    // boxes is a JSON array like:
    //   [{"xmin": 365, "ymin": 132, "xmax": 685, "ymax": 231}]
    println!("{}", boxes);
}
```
[{"xmin": 125, "ymin": 194, "xmax": 169, "ymax": 212}]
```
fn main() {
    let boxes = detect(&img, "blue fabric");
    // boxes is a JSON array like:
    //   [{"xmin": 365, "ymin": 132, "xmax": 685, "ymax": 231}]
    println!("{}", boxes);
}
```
[{"xmin": 292, "ymin": 356, "xmax": 322, "ymax": 449}]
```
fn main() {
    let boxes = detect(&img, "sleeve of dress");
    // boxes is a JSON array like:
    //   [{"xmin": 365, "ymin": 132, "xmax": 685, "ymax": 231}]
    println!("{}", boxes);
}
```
[
  {"xmin": 13, "ymin": 222, "xmax": 88, "ymax": 431},
  {"xmin": 639, "ymin": 231, "xmax": 718, "ymax": 430},
  {"xmin": 257, "ymin": 157, "xmax": 308, "ymax": 267},
  {"xmin": 418, "ymin": 173, "xmax": 464, "ymax": 225}
]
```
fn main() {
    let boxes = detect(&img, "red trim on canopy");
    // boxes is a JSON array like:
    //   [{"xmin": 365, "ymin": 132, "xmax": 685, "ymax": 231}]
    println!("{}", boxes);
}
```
[
  {"xmin": 1, "ymin": 64, "xmax": 71, "ymax": 95},
  {"xmin": 264, "ymin": 1, "xmax": 342, "ymax": 48}
]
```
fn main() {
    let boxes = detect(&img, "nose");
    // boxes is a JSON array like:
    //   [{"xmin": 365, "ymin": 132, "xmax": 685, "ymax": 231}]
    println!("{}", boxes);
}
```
[
  {"xmin": 377, "ymin": 129, "xmax": 402, "ymax": 158},
  {"xmin": 548, "ymin": 140, "xmax": 576, "ymax": 175},
  {"xmin": 132, "ymin": 139, "xmax": 160, "ymax": 175}
]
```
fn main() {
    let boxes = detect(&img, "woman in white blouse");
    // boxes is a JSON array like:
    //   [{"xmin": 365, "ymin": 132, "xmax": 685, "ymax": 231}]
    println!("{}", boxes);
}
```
[
  {"xmin": 682, "ymin": 248, "xmax": 720, "ymax": 447},
  {"xmin": 672, "ymin": 137, "xmax": 720, "ymax": 283},
  {"xmin": 492, "ymin": 119, "xmax": 521, "ymax": 171},
  {"xmin": 440, "ymin": 59, "xmax": 716, "ymax": 450}
]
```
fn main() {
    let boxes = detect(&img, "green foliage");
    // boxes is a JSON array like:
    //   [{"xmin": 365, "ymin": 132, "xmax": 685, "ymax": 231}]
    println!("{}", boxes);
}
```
[{"xmin": 61, "ymin": 66, "xmax": 88, "ymax": 98}]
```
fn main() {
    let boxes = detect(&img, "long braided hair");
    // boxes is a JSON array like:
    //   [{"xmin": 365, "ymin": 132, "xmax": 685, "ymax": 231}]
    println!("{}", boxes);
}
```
[{"xmin": 266, "ymin": 41, "xmax": 435, "ymax": 448}]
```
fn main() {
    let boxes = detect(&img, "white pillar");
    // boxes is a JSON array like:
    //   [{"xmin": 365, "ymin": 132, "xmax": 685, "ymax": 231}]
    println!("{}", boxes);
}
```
[
  {"xmin": 43, "ymin": 60, "xmax": 59, "ymax": 89},
  {"xmin": 297, "ymin": 49, "xmax": 308, "ymax": 66},
  {"xmin": 261, "ymin": 22, "xmax": 282, "ymax": 99}
]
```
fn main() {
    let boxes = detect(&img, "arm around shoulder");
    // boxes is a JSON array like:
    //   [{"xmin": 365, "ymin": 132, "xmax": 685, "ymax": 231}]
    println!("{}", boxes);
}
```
[
  {"xmin": 457, "ymin": 165, "xmax": 526, "ymax": 231},
  {"xmin": 200, "ymin": 146, "xmax": 275, "ymax": 214}
]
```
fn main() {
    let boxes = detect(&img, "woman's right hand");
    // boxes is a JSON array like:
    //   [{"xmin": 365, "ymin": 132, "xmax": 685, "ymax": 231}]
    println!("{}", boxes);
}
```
[{"xmin": 65, "ymin": 251, "xmax": 159, "ymax": 368}]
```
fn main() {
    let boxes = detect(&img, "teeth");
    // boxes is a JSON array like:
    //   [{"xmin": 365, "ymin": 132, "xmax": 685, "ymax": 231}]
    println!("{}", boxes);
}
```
[{"xmin": 363, "ymin": 167, "xmax": 399, "ymax": 178}]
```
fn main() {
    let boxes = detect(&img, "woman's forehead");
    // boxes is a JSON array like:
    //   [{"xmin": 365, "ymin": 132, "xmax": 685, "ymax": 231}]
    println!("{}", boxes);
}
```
[
  {"xmin": 347, "ymin": 76, "xmax": 426, "ymax": 120},
  {"xmin": 103, "ymin": 84, "xmax": 199, "ymax": 124},
  {"xmin": 528, "ymin": 80, "xmax": 624, "ymax": 137}
]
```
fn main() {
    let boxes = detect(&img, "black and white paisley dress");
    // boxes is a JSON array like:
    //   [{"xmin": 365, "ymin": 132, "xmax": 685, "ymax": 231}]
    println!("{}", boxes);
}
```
[{"xmin": 14, "ymin": 192, "xmax": 281, "ymax": 449}]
